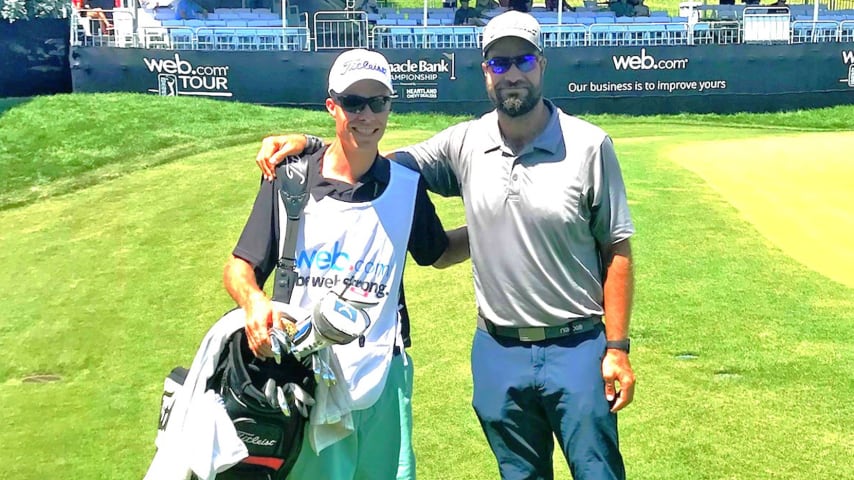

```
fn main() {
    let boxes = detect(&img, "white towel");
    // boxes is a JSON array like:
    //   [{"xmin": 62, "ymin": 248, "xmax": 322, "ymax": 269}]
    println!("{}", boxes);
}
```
[
  {"xmin": 186, "ymin": 391, "xmax": 248, "ymax": 479},
  {"xmin": 144, "ymin": 311, "xmax": 249, "ymax": 480},
  {"xmin": 307, "ymin": 347, "xmax": 355, "ymax": 454}
]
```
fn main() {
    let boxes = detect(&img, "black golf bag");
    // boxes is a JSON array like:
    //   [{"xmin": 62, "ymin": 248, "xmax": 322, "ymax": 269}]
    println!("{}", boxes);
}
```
[
  {"xmin": 206, "ymin": 328, "xmax": 315, "ymax": 479},
  {"xmin": 161, "ymin": 325, "xmax": 315, "ymax": 480}
]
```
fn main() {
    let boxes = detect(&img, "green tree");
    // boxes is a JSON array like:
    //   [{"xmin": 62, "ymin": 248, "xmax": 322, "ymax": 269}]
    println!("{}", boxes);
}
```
[{"xmin": 1, "ymin": 0, "xmax": 68, "ymax": 22}]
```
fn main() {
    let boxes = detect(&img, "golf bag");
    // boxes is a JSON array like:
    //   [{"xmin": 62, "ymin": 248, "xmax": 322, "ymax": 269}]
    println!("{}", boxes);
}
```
[
  {"xmin": 208, "ymin": 154, "xmax": 318, "ymax": 479},
  {"xmin": 153, "ymin": 316, "xmax": 316, "ymax": 480},
  {"xmin": 205, "ymin": 328, "xmax": 315, "ymax": 480}
]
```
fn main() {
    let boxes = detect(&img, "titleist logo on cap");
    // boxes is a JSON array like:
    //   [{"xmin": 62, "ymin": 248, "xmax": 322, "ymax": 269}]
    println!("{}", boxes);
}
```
[{"xmin": 339, "ymin": 59, "xmax": 388, "ymax": 76}]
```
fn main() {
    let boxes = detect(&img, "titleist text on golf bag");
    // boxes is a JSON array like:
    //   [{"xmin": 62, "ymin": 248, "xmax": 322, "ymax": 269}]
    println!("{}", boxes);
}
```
[{"xmin": 208, "ymin": 329, "xmax": 315, "ymax": 479}]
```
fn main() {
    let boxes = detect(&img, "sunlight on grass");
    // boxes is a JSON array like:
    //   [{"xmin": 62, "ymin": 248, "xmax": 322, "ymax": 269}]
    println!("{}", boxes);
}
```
[
  {"xmin": 1, "ymin": 94, "xmax": 853, "ymax": 479},
  {"xmin": 668, "ymin": 131, "xmax": 854, "ymax": 288}
]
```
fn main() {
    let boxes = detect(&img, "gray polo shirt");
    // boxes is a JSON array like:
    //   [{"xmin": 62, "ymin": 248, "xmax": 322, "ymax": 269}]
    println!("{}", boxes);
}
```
[{"xmin": 396, "ymin": 100, "xmax": 635, "ymax": 328}]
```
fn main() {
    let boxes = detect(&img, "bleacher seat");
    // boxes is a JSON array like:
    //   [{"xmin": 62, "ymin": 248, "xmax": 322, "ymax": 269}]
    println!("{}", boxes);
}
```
[{"xmin": 247, "ymin": 18, "xmax": 282, "ymax": 27}]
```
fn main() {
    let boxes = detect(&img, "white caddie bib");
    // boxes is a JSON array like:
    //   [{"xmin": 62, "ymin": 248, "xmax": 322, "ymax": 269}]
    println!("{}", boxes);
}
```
[{"xmin": 278, "ymin": 161, "xmax": 418, "ymax": 410}]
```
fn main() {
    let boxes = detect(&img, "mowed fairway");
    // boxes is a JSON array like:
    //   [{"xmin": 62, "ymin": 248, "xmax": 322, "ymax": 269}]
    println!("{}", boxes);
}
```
[
  {"xmin": 668, "ymin": 132, "xmax": 854, "ymax": 288},
  {"xmin": 0, "ymin": 96, "xmax": 852, "ymax": 480}
]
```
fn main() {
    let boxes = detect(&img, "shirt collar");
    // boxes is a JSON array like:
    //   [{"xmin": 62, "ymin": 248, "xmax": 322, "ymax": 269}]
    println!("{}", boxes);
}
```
[
  {"xmin": 306, "ymin": 147, "xmax": 390, "ymax": 201},
  {"xmin": 483, "ymin": 98, "xmax": 562, "ymax": 156}
]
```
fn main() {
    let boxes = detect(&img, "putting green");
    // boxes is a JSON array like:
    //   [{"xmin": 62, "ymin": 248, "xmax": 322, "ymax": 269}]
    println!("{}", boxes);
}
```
[{"xmin": 668, "ymin": 131, "xmax": 854, "ymax": 289}]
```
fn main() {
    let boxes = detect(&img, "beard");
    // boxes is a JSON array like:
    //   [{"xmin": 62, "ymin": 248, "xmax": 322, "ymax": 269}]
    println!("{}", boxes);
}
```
[{"xmin": 489, "ymin": 80, "xmax": 542, "ymax": 117}]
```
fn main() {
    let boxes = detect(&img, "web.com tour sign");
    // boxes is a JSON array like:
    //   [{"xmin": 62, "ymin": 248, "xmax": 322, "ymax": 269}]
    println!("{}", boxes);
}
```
[{"xmin": 70, "ymin": 44, "xmax": 854, "ymax": 115}]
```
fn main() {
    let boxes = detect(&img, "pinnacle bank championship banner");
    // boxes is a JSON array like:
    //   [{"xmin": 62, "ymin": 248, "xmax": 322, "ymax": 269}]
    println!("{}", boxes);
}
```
[{"xmin": 71, "ymin": 43, "xmax": 854, "ymax": 115}]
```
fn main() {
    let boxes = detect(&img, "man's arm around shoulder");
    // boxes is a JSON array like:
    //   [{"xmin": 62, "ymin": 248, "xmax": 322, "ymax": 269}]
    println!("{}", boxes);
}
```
[{"xmin": 432, "ymin": 226, "xmax": 469, "ymax": 269}]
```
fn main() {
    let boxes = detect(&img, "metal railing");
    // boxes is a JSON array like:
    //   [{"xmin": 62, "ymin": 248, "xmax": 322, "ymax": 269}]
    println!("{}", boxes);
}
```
[
  {"xmin": 135, "ymin": 25, "xmax": 311, "ymax": 50},
  {"xmin": 313, "ymin": 11, "xmax": 369, "ymax": 49},
  {"xmin": 743, "ymin": 6, "xmax": 791, "ymax": 43},
  {"xmin": 71, "ymin": 10, "xmax": 854, "ymax": 51}
]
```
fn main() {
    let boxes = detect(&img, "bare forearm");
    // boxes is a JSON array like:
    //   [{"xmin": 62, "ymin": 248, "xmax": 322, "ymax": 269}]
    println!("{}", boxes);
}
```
[
  {"xmin": 433, "ymin": 225, "xmax": 470, "ymax": 269},
  {"xmin": 223, "ymin": 255, "xmax": 267, "ymax": 308},
  {"xmin": 603, "ymin": 239, "xmax": 633, "ymax": 341}
]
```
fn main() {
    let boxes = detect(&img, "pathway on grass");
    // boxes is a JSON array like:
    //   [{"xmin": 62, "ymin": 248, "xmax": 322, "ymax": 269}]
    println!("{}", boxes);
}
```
[{"xmin": 667, "ymin": 131, "xmax": 854, "ymax": 289}]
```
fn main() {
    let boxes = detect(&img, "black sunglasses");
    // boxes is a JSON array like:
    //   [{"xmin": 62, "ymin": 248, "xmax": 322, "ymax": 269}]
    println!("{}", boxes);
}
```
[
  {"xmin": 333, "ymin": 94, "xmax": 392, "ymax": 114},
  {"xmin": 484, "ymin": 54, "xmax": 539, "ymax": 75}
]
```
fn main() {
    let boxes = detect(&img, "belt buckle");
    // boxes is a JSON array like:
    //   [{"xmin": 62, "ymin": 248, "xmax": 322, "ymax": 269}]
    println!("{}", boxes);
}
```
[{"xmin": 517, "ymin": 327, "xmax": 546, "ymax": 342}]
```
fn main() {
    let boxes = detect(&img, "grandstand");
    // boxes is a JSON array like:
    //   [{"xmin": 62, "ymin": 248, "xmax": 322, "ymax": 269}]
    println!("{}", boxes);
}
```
[
  {"xmin": 70, "ymin": 0, "xmax": 854, "ymax": 50},
  {"xmin": 67, "ymin": 0, "xmax": 854, "ymax": 115}
]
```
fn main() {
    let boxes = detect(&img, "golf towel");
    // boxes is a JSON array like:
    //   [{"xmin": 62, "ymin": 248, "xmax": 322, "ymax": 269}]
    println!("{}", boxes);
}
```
[{"xmin": 143, "ymin": 311, "xmax": 249, "ymax": 480}]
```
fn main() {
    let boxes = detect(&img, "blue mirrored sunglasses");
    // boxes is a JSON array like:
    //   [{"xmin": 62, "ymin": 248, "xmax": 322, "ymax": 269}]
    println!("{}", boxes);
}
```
[
  {"xmin": 485, "ymin": 54, "xmax": 539, "ymax": 75},
  {"xmin": 333, "ymin": 94, "xmax": 392, "ymax": 114}
]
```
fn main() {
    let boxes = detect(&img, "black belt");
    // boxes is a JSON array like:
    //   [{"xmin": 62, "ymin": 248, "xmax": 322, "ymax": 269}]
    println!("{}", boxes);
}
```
[{"xmin": 477, "ymin": 313, "xmax": 601, "ymax": 342}]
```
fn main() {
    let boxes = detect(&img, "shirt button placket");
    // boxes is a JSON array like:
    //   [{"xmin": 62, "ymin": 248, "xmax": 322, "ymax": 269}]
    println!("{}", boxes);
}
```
[{"xmin": 507, "ymin": 157, "xmax": 521, "ymax": 198}]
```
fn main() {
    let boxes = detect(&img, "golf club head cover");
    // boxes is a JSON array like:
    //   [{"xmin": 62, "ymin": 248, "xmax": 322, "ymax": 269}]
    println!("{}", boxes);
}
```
[
  {"xmin": 276, "ymin": 156, "xmax": 310, "ymax": 221},
  {"xmin": 282, "ymin": 292, "xmax": 372, "ymax": 360}
]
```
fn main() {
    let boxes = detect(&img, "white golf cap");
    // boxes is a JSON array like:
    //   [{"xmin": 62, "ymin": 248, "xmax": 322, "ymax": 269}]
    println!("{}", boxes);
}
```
[
  {"xmin": 481, "ymin": 10, "xmax": 542, "ymax": 56},
  {"xmin": 327, "ymin": 48, "xmax": 394, "ymax": 96}
]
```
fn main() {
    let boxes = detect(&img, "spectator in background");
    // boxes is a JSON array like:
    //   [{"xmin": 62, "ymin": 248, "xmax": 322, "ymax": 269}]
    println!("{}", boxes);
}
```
[
  {"xmin": 455, "ymin": 0, "xmax": 487, "ymax": 25},
  {"xmin": 173, "ymin": 0, "xmax": 207, "ymax": 19},
  {"xmin": 476, "ymin": 0, "xmax": 499, "ymax": 14},
  {"xmin": 507, "ymin": 0, "xmax": 532, "ymax": 12},
  {"xmin": 357, "ymin": 0, "xmax": 379, "ymax": 13},
  {"xmin": 609, "ymin": 0, "xmax": 633, "ymax": 17},
  {"xmin": 632, "ymin": 0, "xmax": 650, "ymax": 16},
  {"xmin": 85, "ymin": 3, "xmax": 113, "ymax": 33},
  {"xmin": 72, "ymin": 0, "xmax": 113, "ymax": 34},
  {"xmin": 546, "ymin": 0, "xmax": 576, "ymax": 11},
  {"xmin": 768, "ymin": 0, "xmax": 788, "ymax": 11}
]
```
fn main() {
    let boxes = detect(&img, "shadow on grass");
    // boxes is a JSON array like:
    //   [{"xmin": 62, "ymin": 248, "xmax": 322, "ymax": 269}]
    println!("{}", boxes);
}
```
[{"xmin": 0, "ymin": 97, "xmax": 33, "ymax": 116}]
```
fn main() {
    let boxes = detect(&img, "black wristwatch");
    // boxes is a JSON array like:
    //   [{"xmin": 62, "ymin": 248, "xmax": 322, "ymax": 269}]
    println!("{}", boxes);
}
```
[{"xmin": 606, "ymin": 339, "xmax": 631, "ymax": 354}]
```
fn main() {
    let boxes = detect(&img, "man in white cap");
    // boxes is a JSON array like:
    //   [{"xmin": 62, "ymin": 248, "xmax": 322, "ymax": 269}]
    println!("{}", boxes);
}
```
[
  {"xmin": 223, "ymin": 48, "xmax": 468, "ymax": 479},
  {"xmin": 254, "ymin": 11, "xmax": 636, "ymax": 479}
]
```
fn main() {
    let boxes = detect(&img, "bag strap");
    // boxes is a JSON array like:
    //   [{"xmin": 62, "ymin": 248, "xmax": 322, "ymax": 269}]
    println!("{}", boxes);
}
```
[{"xmin": 272, "ymin": 155, "xmax": 312, "ymax": 304}]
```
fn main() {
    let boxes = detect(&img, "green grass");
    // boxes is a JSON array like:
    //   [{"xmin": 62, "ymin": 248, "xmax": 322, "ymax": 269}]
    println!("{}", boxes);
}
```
[{"xmin": 1, "ymin": 94, "xmax": 853, "ymax": 479}]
